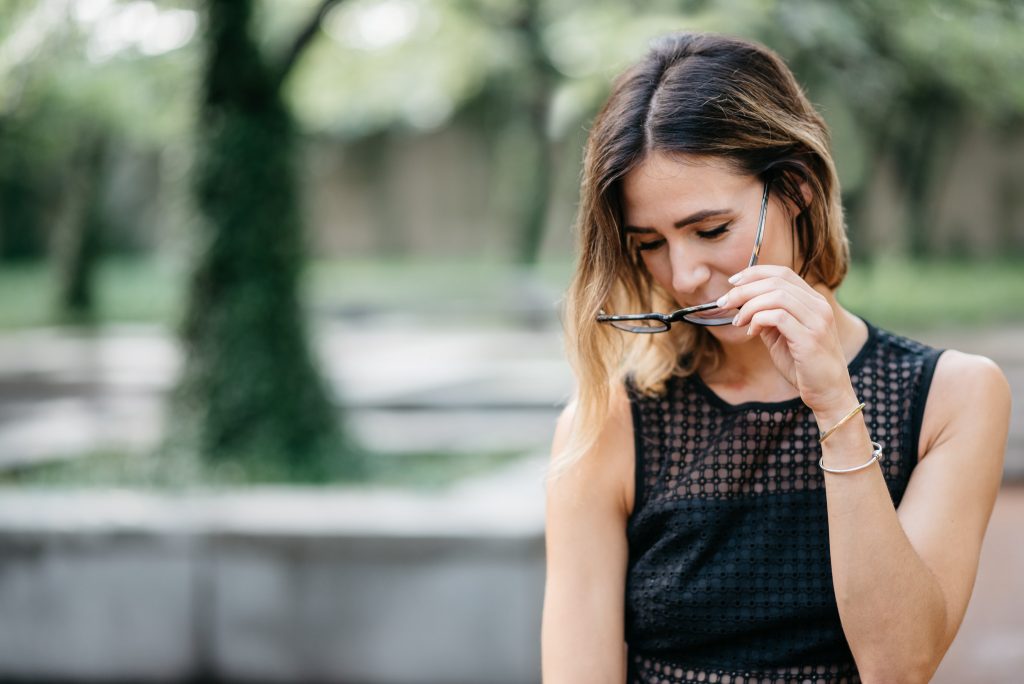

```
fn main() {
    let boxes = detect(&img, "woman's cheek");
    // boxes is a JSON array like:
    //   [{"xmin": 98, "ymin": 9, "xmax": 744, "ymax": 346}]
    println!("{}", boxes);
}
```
[{"xmin": 642, "ymin": 253, "xmax": 672, "ymax": 289}]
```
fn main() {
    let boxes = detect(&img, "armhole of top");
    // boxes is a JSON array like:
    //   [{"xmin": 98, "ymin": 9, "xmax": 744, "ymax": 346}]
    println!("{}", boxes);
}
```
[
  {"xmin": 625, "ymin": 379, "xmax": 645, "ymax": 524},
  {"xmin": 909, "ymin": 347, "xmax": 945, "ymax": 464}
]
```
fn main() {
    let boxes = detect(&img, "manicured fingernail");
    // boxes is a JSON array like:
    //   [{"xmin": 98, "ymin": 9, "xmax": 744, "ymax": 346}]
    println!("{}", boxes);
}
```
[
  {"xmin": 732, "ymin": 315, "xmax": 740, "ymax": 326},
  {"xmin": 728, "ymin": 272, "xmax": 743, "ymax": 285},
  {"xmin": 716, "ymin": 295, "xmax": 729, "ymax": 307},
  {"xmin": 746, "ymin": 326, "xmax": 753, "ymax": 335}
]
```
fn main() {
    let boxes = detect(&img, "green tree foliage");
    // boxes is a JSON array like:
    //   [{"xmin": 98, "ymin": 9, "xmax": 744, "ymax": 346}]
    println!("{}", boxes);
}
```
[
  {"xmin": 0, "ymin": 0, "xmax": 198, "ymax": 317},
  {"xmin": 743, "ymin": 0, "xmax": 1024, "ymax": 255},
  {"xmin": 5, "ymin": 1, "xmax": 1022, "ymax": 273},
  {"xmin": 287, "ymin": 0, "xmax": 1024, "ymax": 259}
]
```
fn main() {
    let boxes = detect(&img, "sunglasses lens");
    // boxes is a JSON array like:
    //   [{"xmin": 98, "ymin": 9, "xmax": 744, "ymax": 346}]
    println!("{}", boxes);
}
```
[
  {"xmin": 681, "ymin": 312, "xmax": 735, "ymax": 326},
  {"xmin": 610, "ymin": 319, "xmax": 669, "ymax": 333}
]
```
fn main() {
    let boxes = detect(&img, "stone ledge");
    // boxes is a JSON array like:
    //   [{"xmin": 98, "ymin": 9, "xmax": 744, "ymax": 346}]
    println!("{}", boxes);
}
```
[
  {"xmin": 0, "ymin": 456, "xmax": 548, "ymax": 684},
  {"xmin": 0, "ymin": 488, "xmax": 545, "ymax": 539}
]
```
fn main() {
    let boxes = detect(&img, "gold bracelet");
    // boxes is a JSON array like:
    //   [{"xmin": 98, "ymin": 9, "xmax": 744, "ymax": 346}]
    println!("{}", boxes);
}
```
[{"xmin": 818, "ymin": 402, "xmax": 866, "ymax": 444}]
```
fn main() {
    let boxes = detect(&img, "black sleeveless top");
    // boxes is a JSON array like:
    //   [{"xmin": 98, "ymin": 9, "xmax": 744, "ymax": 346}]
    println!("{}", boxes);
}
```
[{"xmin": 624, "ymin": 318, "xmax": 944, "ymax": 684}]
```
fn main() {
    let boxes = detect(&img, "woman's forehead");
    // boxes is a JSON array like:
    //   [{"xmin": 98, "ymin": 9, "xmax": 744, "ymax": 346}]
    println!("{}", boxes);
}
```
[{"xmin": 621, "ymin": 152, "xmax": 751, "ymax": 224}]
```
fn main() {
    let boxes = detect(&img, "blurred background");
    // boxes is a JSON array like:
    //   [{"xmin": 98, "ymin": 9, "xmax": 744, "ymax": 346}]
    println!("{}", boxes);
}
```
[{"xmin": 0, "ymin": 0, "xmax": 1021, "ymax": 682}]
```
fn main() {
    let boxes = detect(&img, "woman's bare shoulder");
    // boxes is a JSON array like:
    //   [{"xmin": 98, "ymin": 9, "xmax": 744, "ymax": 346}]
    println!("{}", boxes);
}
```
[
  {"xmin": 550, "ymin": 380, "xmax": 636, "ymax": 518},
  {"xmin": 918, "ymin": 349, "xmax": 1011, "ymax": 460}
]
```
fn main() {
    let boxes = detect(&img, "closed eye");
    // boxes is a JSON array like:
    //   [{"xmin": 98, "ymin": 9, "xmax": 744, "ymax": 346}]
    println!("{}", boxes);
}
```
[
  {"xmin": 636, "ymin": 239, "xmax": 666, "ymax": 252},
  {"xmin": 696, "ymin": 223, "xmax": 730, "ymax": 239},
  {"xmin": 633, "ymin": 222, "xmax": 731, "ymax": 253}
]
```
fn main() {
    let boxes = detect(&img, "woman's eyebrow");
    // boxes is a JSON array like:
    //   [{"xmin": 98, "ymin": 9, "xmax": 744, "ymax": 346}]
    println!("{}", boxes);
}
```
[{"xmin": 624, "ymin": 208, "xmax": 732, "ymax": 233}]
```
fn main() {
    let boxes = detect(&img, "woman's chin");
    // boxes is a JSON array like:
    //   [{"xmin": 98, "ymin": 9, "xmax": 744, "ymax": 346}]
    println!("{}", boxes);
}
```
[
  {"xmin": 705, "ymin": 323, "xmax": 738, "ymax": 335},
  {"xmin": 703, "ymin": 319, "xmax": 748, "ymax": 341}
]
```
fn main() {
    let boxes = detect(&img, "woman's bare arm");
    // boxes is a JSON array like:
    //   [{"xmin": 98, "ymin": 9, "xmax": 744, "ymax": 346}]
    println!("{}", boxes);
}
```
[
  {"xmin": 816, "ymin": 351, "xmax": 1009, "ymax": 682},
  {"xmin": 541, "ymin": 384, "xmax": 635, "ymax": 683}
]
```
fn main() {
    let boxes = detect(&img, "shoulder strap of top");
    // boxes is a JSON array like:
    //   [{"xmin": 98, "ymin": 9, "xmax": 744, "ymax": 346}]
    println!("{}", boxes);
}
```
[
  {"xmin": 909, "ymin": 347, "xmax": 946, "ymax": 463},
  {"xmin": 624, "ymin": 375, "xmax": 647, "ymax": 521}
]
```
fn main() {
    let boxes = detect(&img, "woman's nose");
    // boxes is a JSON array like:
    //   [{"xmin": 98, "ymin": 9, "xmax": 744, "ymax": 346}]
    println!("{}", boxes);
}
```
[{"xmin": 669, "ymin": 244, "xmax": 711, "ymax": 297}]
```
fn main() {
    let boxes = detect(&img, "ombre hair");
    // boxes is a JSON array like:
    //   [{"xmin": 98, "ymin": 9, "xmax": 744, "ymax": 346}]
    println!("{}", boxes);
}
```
[{"xmin": 552, "ymin": 32, "xmax": 850, "ymax": 480}]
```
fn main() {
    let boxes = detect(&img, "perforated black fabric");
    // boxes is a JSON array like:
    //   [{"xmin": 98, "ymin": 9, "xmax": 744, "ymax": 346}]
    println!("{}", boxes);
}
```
[{"xmin": 624, "ymin": 318, "xmax": 944, "ymax": 684}]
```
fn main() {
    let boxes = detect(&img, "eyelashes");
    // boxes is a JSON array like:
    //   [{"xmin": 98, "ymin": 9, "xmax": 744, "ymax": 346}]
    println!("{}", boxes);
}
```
[
  {"xmin": 633, "ymin": 222, "xmax": 731, "ymax": 252},
  {"xmin": 697, "ymin": 223, "xmax": 730, "ymax": 239}
]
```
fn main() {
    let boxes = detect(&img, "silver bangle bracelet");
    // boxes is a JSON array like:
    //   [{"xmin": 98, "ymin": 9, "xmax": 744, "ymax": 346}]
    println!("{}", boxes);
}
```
[{"xmin": 819, "ymin": 441, "xmax": 883, "ymax": 474}]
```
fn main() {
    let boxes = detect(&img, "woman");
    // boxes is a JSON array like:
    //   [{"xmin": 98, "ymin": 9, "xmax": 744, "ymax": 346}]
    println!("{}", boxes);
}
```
[{"xmin": 541, "ymin": 33, "xmax": 1010, "ymax": 684}]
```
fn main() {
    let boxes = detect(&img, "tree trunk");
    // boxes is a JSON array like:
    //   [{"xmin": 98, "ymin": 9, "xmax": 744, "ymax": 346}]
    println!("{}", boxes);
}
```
[
  {"xmin": 175, "ymin": 0, "xmax": 355, "ymax": 480},
  {"xmin": 514, "ymin": 0, "xmax": 557, "ymax": 267},
  {"xmin": 52, "ymin": 130, "xmax": 107, "ymax": 320},
  {"xmin": 0, "ymin": 118, "xmax": 49, "ymax": 262}
]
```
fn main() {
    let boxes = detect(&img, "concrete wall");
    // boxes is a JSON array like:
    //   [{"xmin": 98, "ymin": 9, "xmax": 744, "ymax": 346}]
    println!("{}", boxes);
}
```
[{"xmin": 0, "ymin": 464, "xmax": 547, "ymax": 683}]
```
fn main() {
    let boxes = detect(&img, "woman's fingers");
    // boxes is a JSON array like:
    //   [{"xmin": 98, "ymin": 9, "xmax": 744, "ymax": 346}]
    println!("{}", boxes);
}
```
[
  {"xmin": 731, "ymin": 289, "xmax": 816, "ymax": 331},
  {"xmin": 732, "ymin": 267, "xmax": 826, "ymax": 307},
  {"xmin": 727, "ymin": 267, "xmax": 822, "ymax": 302},
  {"xmin": 727, "ymin": 282, "xmax": 828, "ymax": 331},
  {"xmin": 725, "ymin": 283, "xmax": 820, "ymax": 325},
  {"xmin": 746, "ymin": 307, "xmax": 806, "ymax": 339},
  {"xmin": 729, "ymin": 264, "xmax": 807, "ymax": 289}
]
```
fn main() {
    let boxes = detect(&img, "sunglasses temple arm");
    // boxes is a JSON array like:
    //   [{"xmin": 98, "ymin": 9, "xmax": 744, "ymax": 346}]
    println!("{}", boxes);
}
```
[{"xmin": 747, "ymin": 182, "xmax": 771, "ymax": 268}]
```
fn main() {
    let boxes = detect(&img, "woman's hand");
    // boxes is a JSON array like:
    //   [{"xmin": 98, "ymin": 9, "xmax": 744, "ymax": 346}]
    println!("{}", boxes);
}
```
[{"xmin": 717, "ymin": 265, "xmax": 856, "ymax": 415}]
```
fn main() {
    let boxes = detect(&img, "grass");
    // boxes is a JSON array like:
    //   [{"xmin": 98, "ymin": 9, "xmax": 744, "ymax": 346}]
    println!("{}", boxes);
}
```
[
  {"xmin": 0, "ymin": 258, "xmax": 182, "ymax": 329},
  {"xmin": 0, "ymin": 256, "xmax": 573, "ymax": 329},
  {"xmin": 837, "ymin": 256, "xmax": 1024, "ymax": 330},
  {"xmin": 0, "ymin": 255, "xmax": 1021, "ymax": 331}
]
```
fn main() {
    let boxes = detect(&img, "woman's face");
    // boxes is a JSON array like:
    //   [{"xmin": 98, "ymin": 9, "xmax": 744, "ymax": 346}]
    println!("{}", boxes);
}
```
[{"xmin": 620, "ymin": 151, "xmax": 801, "ymax": 342}]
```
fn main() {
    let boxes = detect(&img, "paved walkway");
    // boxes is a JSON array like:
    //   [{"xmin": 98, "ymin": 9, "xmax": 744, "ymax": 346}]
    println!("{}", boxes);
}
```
[
  {"xmin": 933, "ymin": 484, "xmax": 1024, "ymax": 682},
  {"xmin": 0, "ymin": 321, "xmax": 1021, "ymax": 474},
  {"xmin": 0, "ymin": 322, "xmax": 572, "ymax": 469}
]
